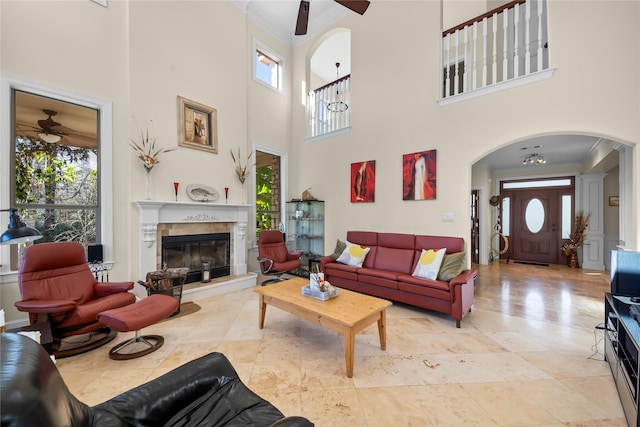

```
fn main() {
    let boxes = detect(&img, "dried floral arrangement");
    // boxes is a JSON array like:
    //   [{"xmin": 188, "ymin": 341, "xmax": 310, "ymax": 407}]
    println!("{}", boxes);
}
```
[
  {"xmin": 230, "ymin": 148, "xmax": 252, "ymax": 184},
  {"xmin": 561, "ymin": 212, "xmax": 590, "ymax": 256},
  {"xmin": 130, "ymin": 122, "xmax": 175, "ymax": 172}
]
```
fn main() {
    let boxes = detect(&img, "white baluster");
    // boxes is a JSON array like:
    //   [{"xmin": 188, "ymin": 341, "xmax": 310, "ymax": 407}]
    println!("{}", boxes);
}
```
[
  {"xmin": 445, "ymin": 33, "xmax": 451, "ymax": 97},
  {"xmin": 482, "ymin": 17, "xmax": 488, "ymax": 87},
  {"xmin": 345, "ymin": 77, "xmax": 351, "ymax": 128},
  {"xmin": 338, "ymin": 79, "xmax": 349, "ymax": 129},
  {"xmin": 463, "ymin": 26, "xmax": 468, "ymax": 93},
  {"xmin": 537, "ymin": 0, "xmax": 544, "ymax": 72},
  {"xmin": 525, "ymin": 0, "xmax": 532, "ymax": 74},
  {"xmin": 472, "ymin": 22, "xmax": 478, "ymax": 90},
  {"xmin": 514, "ymin": 3, "xmax": 520, "ymax": 77},
  {"xmin": 307, "ymin": 91, "xmax": 312, "ymax": 136},
  {"xmin": 454, "ymin": 30, "xmax": 460, "ymax": 95},
  {"xmin": 503, "ymin": 6, "xmax": 509, "ymax": 81},
  {"xmin": 492, "ymin": 12, "xmax": 498, "ymax": 84},
  {"xmin": 322, "ymin": 87, "xmax": 328, "ymax": 135}
]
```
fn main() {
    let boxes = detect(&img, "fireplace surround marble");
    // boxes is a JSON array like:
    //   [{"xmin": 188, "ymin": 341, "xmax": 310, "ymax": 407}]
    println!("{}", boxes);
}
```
[{"xmin": 134, "ymin": 200, "xmax": 256, "ymax": 302}]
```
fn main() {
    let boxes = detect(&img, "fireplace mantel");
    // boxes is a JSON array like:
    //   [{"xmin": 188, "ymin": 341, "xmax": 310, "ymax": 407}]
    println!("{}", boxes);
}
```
[{"xmin": 133, "ymin": 200, "xmax": 256, "ymax": 301}]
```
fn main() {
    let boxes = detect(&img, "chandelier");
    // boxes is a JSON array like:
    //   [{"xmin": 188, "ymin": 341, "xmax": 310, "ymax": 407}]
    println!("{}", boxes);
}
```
[
  {"xmin": 522, "ymin": 153, "xmax": 546, "ymax": 165},
  {"xmin": 327, "ymin": 62, "xmax": 349, "ymax": 113}
]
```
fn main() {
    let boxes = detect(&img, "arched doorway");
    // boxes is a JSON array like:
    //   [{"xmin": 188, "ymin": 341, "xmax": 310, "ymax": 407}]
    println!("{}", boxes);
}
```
[{"xmin": 472, "ymin": 135, "xmax": 628, "ymax": 268}]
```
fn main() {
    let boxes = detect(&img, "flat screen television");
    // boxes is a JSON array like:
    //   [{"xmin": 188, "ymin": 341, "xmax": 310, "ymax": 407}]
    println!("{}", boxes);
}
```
[{"xmin": 611, "ymin": 250, "xmax": 640, "ymax": 296}]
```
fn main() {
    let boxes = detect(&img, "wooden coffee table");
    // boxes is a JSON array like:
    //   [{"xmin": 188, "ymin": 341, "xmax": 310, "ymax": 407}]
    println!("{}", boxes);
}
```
[{"xmin": 254, "ymin": 277, "xmax": 392, "ymax": 378}]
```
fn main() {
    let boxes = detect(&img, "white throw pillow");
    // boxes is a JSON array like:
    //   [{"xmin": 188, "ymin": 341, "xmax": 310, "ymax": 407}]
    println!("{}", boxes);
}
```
[
  {"xmin": 412, "ymin": 248, "xmax": 446, "ymax": 280},
  {"xmin": 337, "ymin": 241, "xmax": 371, "ymax": 267}
]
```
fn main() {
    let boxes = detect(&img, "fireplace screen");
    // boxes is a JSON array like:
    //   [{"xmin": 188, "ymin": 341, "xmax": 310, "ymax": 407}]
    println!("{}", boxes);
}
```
[{"xmin": 162, "ymin": 233, "xmax": 230, "ymax": 284}]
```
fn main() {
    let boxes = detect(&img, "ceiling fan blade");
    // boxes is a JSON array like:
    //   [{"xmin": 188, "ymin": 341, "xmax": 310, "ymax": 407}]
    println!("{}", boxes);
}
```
[
  {"xmin": 36, "ymin": 109, "xmax": 74, "ymax": 135},
  {"xmin": 295, "ymin": 0, "xmax": 310, "ymax": 35},
  {"xmin": 335, "ymin": 0, "xmax": 370, "ymax": 15}
]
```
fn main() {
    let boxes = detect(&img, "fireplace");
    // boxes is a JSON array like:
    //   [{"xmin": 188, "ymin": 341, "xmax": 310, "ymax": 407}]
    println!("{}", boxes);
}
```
[
  {"xmin": 134, "ymin": 200, "xmax": 256, "ymax": 302},
  {"xmin": 162, "ymin": 233, "xmax": 231, "ymax": 284}
]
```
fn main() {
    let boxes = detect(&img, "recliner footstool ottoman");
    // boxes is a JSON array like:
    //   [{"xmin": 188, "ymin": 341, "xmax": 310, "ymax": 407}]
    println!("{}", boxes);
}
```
[{"xmin": 98, "ymin": 293, "xmax": 179, "ymax": 360}]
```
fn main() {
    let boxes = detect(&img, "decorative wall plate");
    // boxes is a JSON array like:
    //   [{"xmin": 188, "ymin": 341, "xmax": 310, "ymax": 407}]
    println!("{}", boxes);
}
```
[{"xmin": 186, "ymin": 184, "xmax": 219, "ymax": 202}]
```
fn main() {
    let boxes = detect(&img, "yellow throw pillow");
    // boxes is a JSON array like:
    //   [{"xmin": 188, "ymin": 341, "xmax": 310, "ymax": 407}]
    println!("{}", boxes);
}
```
[
  {"xmin": 337, "ymin": 241, "xmax": 370, "ymax": 267},
  {"xmin": 412, "ymin": 248, "xmax": 446, "ymax": 280}
]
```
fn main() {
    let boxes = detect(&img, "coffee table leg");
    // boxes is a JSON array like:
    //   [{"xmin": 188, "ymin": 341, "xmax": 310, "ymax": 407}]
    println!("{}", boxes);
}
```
[
  {"xmin": 344, "ymin": 329, "xmax": 355, "ymax": 378},
  {"xmin": 377, "ymin": 309, "xmax": 387, "ymax": 350},
  {"xmin": 258, "ymin": 295, "xmax": 266, "ymax": 329}
]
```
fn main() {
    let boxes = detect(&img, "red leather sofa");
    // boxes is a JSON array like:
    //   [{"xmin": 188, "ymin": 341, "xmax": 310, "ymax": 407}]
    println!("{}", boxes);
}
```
[{"xmin": 318, "ymin": 231, "xmax": 478, "ymax": 327}]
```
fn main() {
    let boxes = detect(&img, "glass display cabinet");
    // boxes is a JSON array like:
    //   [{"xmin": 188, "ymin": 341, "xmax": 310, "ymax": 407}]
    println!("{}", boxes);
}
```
[{"xmin": 285, "ymin": 201, "xmax": 324, "ymax": 272}]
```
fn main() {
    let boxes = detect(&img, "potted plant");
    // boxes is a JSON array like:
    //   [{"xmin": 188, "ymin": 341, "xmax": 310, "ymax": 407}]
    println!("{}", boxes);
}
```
[{"xmin": 561, "ymin": 212, "xmax": 590, "ymax": 268}]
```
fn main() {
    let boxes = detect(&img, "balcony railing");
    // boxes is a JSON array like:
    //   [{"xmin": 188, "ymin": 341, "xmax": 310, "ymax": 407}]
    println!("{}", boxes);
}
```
[
  {"xmin": 307, "ymin": 75, "xmax": 351, "ymax": 138},
  {"xmin": 442, "ymin": 0, "xmax": 548, "ymax": 99}
]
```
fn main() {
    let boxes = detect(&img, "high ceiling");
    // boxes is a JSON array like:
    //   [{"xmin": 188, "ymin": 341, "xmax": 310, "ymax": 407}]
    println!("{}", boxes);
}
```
[{"xmin": 231, "ymin": 0, "xmax": 351, "ymax": 47}]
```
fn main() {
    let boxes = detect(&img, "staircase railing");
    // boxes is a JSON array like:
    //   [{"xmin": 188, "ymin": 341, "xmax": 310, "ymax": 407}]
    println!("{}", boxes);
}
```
[
  {"xmin": 307, "ymin": 75, "xmax": 351, "ymax": 138},
  {"xmin": 442, "ymin": 0, "xmax": 548, "ymax": 99}
]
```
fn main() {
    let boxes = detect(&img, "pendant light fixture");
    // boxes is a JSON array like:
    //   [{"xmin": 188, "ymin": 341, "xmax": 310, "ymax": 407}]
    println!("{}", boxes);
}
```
[{"xmin": 327, "ymin": 62, "xmax": 349, "ymax": 113}]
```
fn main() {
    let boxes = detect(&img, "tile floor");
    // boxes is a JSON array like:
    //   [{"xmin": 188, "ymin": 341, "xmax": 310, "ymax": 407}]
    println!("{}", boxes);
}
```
[{"xmin": 57, "ymin": 261, "xmax": 626, "ymax": 426}]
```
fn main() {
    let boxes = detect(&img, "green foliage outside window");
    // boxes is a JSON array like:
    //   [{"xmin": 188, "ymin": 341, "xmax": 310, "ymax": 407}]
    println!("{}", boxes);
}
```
[
  {"xmin": 255, "ymin": 165, "xmax": 273, "ymax": 235},
  {"xmin": 14, "ymin": 137, "xmax": 98, "ymax": 245}
]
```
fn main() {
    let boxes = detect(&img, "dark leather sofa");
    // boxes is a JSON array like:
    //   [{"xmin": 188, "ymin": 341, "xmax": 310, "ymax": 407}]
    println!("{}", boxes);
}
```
[
  {"xmin": 0, "ymin": 333, "xmax": 313, "ymax": 427},
  {"xmin": 319, "ymin": 231, "xmax": 478, "ymax": 327}
]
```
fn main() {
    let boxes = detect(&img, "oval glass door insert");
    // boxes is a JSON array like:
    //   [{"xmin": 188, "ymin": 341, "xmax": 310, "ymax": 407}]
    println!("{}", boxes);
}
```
[{"xmin": 525, "ymin": 198, "xmax": 544, "ymax": 233}]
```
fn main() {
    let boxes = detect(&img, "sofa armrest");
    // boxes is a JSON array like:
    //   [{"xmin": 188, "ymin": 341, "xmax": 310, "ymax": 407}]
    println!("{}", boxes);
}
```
[
  {"xmin": 95, "ymin": 351, "xmax": 312, "ymax": 425},
  {"xmin": 449, "ymin": 269, "xmax": 478, "ymax": 287},
  {"xmin": 317, "ymin": 255, "xmax": 336, "ymax": 272},
  {"xmin": 95, "ymin": 352, "xmax": 240, "ymax": 422}
]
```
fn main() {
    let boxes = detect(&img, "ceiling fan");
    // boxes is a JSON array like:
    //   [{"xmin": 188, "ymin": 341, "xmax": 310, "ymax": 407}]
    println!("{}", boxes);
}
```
[
  {"xmin": 20, "ymin": 109, "xmax": 75, "ymax": 143},
  {"xmin": 295, "ymin": 0, "xmax": 370, "ymax": 35}
]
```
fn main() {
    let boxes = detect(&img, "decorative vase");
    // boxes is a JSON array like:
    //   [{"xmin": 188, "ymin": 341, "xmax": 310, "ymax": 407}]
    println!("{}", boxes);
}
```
[
  {"xmin": 568, "ymin": 251, "xmax": 579, "ymax": 268},
  {"xmin": 145, "ymin": 168, "xmax": 152, "ymax": 200}
]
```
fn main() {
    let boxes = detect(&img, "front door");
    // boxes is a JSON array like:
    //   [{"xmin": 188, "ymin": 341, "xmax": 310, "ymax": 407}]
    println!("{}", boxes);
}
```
[
  {"xmin": 500, "ymin": 177, "xmax": 575, "ymax": 265},
  {"xmin": 509, "ymin": 189, "xmax": 560, "ymax": 264}
]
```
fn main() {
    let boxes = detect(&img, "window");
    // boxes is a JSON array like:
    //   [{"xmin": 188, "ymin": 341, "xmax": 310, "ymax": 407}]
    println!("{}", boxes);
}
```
[
  {"xmin": 255, "ymin": 150, "xmax": 282, "ymax": 240},
  {"xmin": 1, "ymin": 76, "xmax": 113, "ymax": 277},
  {"xmin": 561, "ymin": 195, "xmax": 572, "ymax": 239},
  {"xmin": 254, "ymin": 39, "xmax": 283, "ymax": 93},
  {"xmin": 12, "ymin": 91, "xmax": 99, "ymax": 246}
]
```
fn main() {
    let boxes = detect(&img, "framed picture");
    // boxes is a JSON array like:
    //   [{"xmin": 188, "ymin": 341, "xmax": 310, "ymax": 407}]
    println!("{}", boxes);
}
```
[
  {"xmin": 402, "ymin": 150, "xmax": 437, "ymax": 201},
  {"xmin": 350, "ymin": 160, "xmax": 376, "ymax": 202},
  {"xmin": 609, "ymin": 196, "xmax": 619, "ymax": 206},
  {"xmin": 177, "ymin": 96, "xmax": 217, "ymax": 153}
]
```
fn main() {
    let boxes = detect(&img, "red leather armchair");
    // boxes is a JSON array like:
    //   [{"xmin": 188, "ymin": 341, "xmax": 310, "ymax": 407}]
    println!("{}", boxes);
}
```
[
  {"xmin": 15, "ymin": 241, "xmax": 136, "ymax": 357},
  {"xmin": 257, "ymin": 230, "xmax": 303, "ymax": 285}
]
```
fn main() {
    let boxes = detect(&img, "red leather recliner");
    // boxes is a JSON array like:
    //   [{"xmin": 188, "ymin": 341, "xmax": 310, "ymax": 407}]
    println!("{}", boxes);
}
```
[
  {"xmin": 257, "ymin": 230, "xmax": 303, "ymax": 286},
  {"xmin": 15, "ymin": 241, "xmax": 136, "ymax": 357}
]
